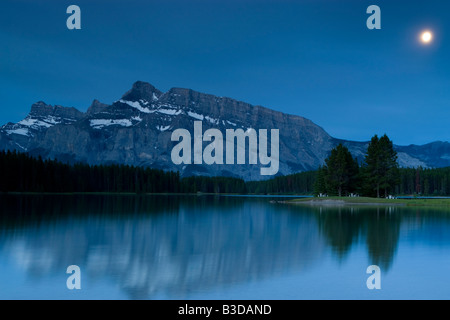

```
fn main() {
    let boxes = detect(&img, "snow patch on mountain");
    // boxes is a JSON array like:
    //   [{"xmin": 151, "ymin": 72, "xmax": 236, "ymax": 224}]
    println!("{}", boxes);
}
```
[
  {"xmin": 156, "ymin": 125, "xmax": 171, "ymax": 132},
  {"xmin": 6, "ymin": 128, "xmax": 30, "ymax": 136},
  {"xmin": 19, "ymin": 118, "xmax": 54, "ymax": 129},
  {"xmin": 119, "ymin": 100, "xmax": 185, "ymax": 117},
  {"xmin": 119, "ymin": 99, "xmax": 153, "ymax": 114},
  {"xmin": 157, "ymin": 108, "xmax": 182, "ymax": 116},
  {"xmin": 204, "ymin": 116, "xmax": 220, "ymax": 125},
  {"xmin": 90, "ymin": 119, "xmax": 133, "ymax": 129},
  {"xmin": 186, "ymin": 112, "xmax": 221, "ymax": 125},
  {"xmin": 188, "ymin": 111, "xmax": 204, "ymax": 121}
]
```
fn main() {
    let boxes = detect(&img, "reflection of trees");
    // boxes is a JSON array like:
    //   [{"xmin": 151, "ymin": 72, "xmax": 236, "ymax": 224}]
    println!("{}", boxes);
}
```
[
  {"xmin": 311, "ymin": 206, "xmax": 401, "ymax": 271},
  {"xmin": 365, "ymin": 207, "xmax": 401, "ymax": 270},
  {"xmin": 0, "ymin": 195, "xmax": 325, "ymax": 299},
  {"xmin": 314, "ymin": 207, "xmax": 362, "ymax": 261}
]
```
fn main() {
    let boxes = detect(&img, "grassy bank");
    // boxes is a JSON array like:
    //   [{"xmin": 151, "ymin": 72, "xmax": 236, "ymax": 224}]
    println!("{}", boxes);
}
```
[{"xmin": 288, "ymin": 197, "xmax": 450, "ymax": 207}]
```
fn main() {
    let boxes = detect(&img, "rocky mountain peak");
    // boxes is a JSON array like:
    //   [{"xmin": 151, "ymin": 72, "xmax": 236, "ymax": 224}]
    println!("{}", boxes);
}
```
[
  {"xmin": 87, "ymin": 99, "xmax": 109, "ymax": 115},
  {"xmin": 29, "ymin": 101, "xmax": 53, "ymax": 117},
  {"xmin": 121, "ymin": 81, "xmax": 163, "ymax": 102},
  {"xmin": 158, "ymin": 87, "xmax": 203, "ymax": 109},
  {"xmin": 29, "ymin": 101, "xmax": 84, "ymax": 120}
]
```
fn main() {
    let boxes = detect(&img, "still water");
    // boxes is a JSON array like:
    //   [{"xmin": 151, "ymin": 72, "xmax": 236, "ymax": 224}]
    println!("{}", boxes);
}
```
[{"xmin": 0, "ymin": 195, "xmax": 449, "ymax": 300}]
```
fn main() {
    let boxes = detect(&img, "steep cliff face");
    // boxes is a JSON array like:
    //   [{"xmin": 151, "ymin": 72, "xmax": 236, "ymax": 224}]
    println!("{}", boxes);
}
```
[
  {"xmin": 0, "ymin": 101, "xmax": 84, "ymax": 153},
  {"xmin": 0, "ymin": 81, "xmax": 448, "ymax": 180}
]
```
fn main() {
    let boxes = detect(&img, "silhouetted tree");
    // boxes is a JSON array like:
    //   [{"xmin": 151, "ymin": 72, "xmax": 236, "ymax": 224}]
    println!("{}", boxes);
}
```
[
  {"xmin": 323, "ymin": 144, "xmax": 359, "ymax": 197},
  {"xmin": 363, "ymin": 135, "xmax": 399, "ymax": 197}
]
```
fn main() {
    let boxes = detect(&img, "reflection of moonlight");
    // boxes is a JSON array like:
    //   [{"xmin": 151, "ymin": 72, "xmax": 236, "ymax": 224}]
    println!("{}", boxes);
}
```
[{"xmin": 420, "ymin": 30, "xmax": 433, "ymax": 44}]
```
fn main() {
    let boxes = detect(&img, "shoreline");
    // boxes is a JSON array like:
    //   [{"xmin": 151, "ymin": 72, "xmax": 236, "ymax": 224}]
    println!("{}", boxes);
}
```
[
  {"xmin": 279, "ymin": 199, "xmax": 406, "ymax": 207},
  {"xmin": 280, "ymin": 197, "xmax": 450, "ymax": 208},
  {"xmin": 1, "ymin": 192, "xmax": 450, "ymax": 208}
]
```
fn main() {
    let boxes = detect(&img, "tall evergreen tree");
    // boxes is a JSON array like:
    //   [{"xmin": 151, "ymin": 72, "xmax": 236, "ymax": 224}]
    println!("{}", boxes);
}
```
[
  {"xmin": 378, "ymin": 135, "xmax": 400, "ymax": 197},
  {"xmin": 364, "ymin": 135, "xmax": 381, "ymax": 197},
  {"xmin": 363, "ymin": 134, "xmax": 399, "ymax": 198},
  {"xmin": 323, "ymin": 144, "xmax": 359, "ymax": 197}
]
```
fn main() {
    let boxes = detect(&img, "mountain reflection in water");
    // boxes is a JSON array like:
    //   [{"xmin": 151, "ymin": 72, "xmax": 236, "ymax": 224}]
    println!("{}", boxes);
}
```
[{"xmin": 0, "ymin": 195, "xmax": 449, "ymax": 299}]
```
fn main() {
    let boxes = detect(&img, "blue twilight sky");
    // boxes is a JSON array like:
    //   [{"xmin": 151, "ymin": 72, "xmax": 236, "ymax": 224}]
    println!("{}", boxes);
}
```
[{"xmin": 0, "ymin": 0, "xmax": 449, "ymax": 145}]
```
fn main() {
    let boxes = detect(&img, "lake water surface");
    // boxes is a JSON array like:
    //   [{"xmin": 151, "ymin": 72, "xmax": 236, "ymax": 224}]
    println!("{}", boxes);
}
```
[{"xmin": 0, "ymin": 194, "xmax": 449, "ymax": 300}]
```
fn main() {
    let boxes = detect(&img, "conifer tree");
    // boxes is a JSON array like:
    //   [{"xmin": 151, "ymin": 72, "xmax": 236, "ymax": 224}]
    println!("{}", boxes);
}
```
[
  {"xmin": 323, "ymin": 144, "xmax": 359, "ymax": 197},
  {"xmin": 363, "ymin": 134, "xmax": 399, "ymax": 197}
]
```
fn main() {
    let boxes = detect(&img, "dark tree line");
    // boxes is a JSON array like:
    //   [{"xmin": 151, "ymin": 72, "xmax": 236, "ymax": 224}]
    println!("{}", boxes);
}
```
[
  {"xmin": 396, "ymin": 167, "xmax": 450, "ymax": 196},
  {"xmin": 246, "ymin": 171, "xmax": 316, "ymax": 194},
  {"xmin": 1, "ymin": 149, "xmax": 449, "ymax": 196},
  {"xmin": 257, "ymin": 165, "xmax": 450, "ymax": 196},
  {"xmin": 0, "ymin": 151, "xmax": 180, "ymax": 193},
  {"xmin": 0, "ymin": 150, "xmax": 313, "ymax": 195},
  {"xmin": 0, "ymin": 151, "xmax": 246, "ymax": 194}
]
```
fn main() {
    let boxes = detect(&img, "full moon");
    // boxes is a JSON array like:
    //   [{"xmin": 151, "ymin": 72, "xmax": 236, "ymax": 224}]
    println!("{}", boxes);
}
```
[{"xmin": 420, "ymin": 31, "xmax": 433, "ymax": 44}]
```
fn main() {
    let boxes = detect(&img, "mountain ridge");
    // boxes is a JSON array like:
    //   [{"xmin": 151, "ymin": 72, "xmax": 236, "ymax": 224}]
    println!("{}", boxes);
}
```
[{"xmin": 1, "ymin": 81, "xmax": 449, "ymax": 180}]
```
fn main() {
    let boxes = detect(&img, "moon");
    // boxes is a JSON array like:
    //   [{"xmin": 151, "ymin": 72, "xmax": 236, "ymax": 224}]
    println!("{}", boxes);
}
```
[{"xmin": 420, "ymin": 30, "xmax": 433, "ymax": 44}]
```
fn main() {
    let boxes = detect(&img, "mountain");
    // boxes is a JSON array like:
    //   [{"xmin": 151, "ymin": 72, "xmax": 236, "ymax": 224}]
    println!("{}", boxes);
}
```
[{"xmin": 1, "ymin": 81, "xmax": 449, "ymax": 180}]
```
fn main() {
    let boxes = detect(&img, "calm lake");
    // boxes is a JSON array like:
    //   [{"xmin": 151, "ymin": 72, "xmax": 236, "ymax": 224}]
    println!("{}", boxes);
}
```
[{"xmin": 0, "ymin": 194, "xmax": 449, "ymax": 300}]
